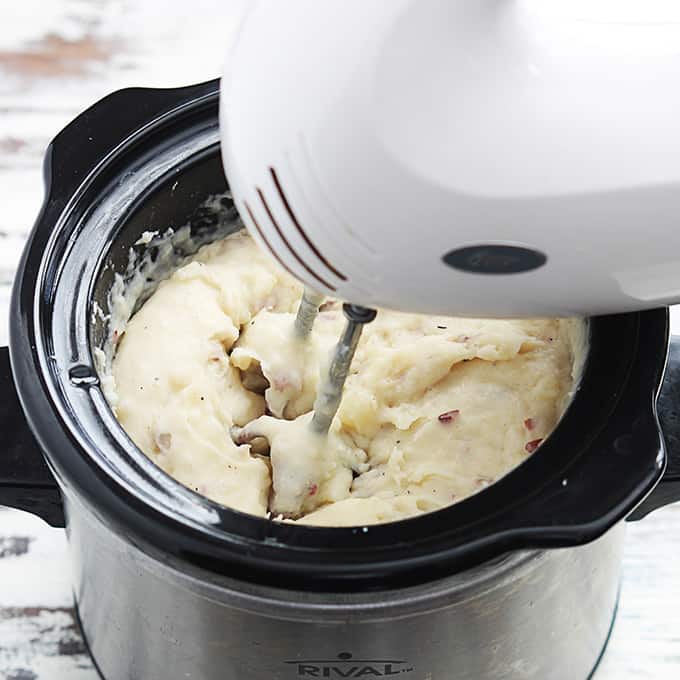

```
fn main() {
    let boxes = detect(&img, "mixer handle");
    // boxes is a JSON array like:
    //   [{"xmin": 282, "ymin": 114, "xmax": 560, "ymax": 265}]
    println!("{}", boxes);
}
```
[
  {"xmin": 0, "ymin": 347, "xmax": 64, "ymax": 527},
  {"xmin": 628, "ymin": 335, "xmax": 680, "ymax": 520}
]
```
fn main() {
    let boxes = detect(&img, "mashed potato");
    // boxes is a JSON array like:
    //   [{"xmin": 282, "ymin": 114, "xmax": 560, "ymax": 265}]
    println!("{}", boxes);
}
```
[{"xmin": 111, "ymin": 231, "xmax": 584, "ymax": 526}]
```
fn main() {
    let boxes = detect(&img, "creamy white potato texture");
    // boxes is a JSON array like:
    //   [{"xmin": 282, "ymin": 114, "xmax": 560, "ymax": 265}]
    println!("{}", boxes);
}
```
[{"xmin": 111, "ymin": 232, "xmax": 584, "ymax": 526}]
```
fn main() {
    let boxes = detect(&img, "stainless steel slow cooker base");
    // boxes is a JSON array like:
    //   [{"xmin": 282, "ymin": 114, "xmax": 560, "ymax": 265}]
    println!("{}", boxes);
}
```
[{"xmin": 68, "ymin": 487, "xmax": 624, "ymax": 680}]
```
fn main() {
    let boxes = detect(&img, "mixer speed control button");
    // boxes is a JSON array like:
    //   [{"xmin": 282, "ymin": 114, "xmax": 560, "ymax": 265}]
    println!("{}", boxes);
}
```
[{"xmin": 443, "ymin": 244, "xmax": 547, "ymax": 274}]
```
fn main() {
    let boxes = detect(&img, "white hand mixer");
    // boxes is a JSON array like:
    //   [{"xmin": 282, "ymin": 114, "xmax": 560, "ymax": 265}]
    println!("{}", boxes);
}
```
[{"xmin": 222, "ymin": 0, "xmax": 680, "ymax": 428}]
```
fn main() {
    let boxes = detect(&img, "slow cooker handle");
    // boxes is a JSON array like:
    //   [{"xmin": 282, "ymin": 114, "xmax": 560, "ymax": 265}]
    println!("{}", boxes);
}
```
[
  {"xmin": 45, "ymin": 79, "xmax": 219, "ymax": 203},
  {"xmin": 629, "ymin": 335, "xmax": 680, "ymax": 520},
  {"xmin": 0, "ymin": 81, "xmax": 220, "ymax": 528},
  {"xmin": 0, "ymin": 347, "xmax": 65, "ymax": 527}
]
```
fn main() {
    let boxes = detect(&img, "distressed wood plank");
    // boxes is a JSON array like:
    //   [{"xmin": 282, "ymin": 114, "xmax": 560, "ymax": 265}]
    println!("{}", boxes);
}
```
[{"xmin": 0, "ymin": 509, "xmax": 96, "ymax": 678}]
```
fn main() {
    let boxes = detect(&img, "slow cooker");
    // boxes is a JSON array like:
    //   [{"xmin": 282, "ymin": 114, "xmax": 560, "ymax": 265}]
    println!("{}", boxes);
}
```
[{"xmin": 1, "ymin": 80, "xmax": 680, "ymax": 680}]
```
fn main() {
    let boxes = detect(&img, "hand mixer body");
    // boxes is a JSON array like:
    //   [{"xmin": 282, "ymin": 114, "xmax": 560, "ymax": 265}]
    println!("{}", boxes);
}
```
[{"xmin": 221, "ymin": 0, "xmax": 680, "ymax": 318}]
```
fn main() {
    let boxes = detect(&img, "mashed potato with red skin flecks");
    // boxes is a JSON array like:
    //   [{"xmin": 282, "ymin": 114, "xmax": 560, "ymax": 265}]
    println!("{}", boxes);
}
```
[{"xmin": 111, "ymin": 231, "xmax": 585, "ymax": 526}]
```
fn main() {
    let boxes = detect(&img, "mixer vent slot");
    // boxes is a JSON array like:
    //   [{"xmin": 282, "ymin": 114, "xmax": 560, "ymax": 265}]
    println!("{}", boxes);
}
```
[
  {"xmin": 242, "ymin": 200, "xmax": 297, "ymax": 280},
  {"xmin": 269, "ymin": 167, "xmax": 347, "ymax": 282},
  {"xmin": 256, "ymin": 187, "xmax": 336, "ymax": 291}
]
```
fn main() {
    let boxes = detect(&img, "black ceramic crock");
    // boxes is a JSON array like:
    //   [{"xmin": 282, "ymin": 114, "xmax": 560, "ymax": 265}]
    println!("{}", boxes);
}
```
[{"xmin": 2, "ymin": 79, "xmax": 680, "ymax": 595}]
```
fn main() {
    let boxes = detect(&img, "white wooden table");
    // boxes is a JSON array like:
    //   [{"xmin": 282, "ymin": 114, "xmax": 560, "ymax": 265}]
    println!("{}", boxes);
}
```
[{"xmin": 1, "ymin": 2, "xmax": 679, "ymax": 678}]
